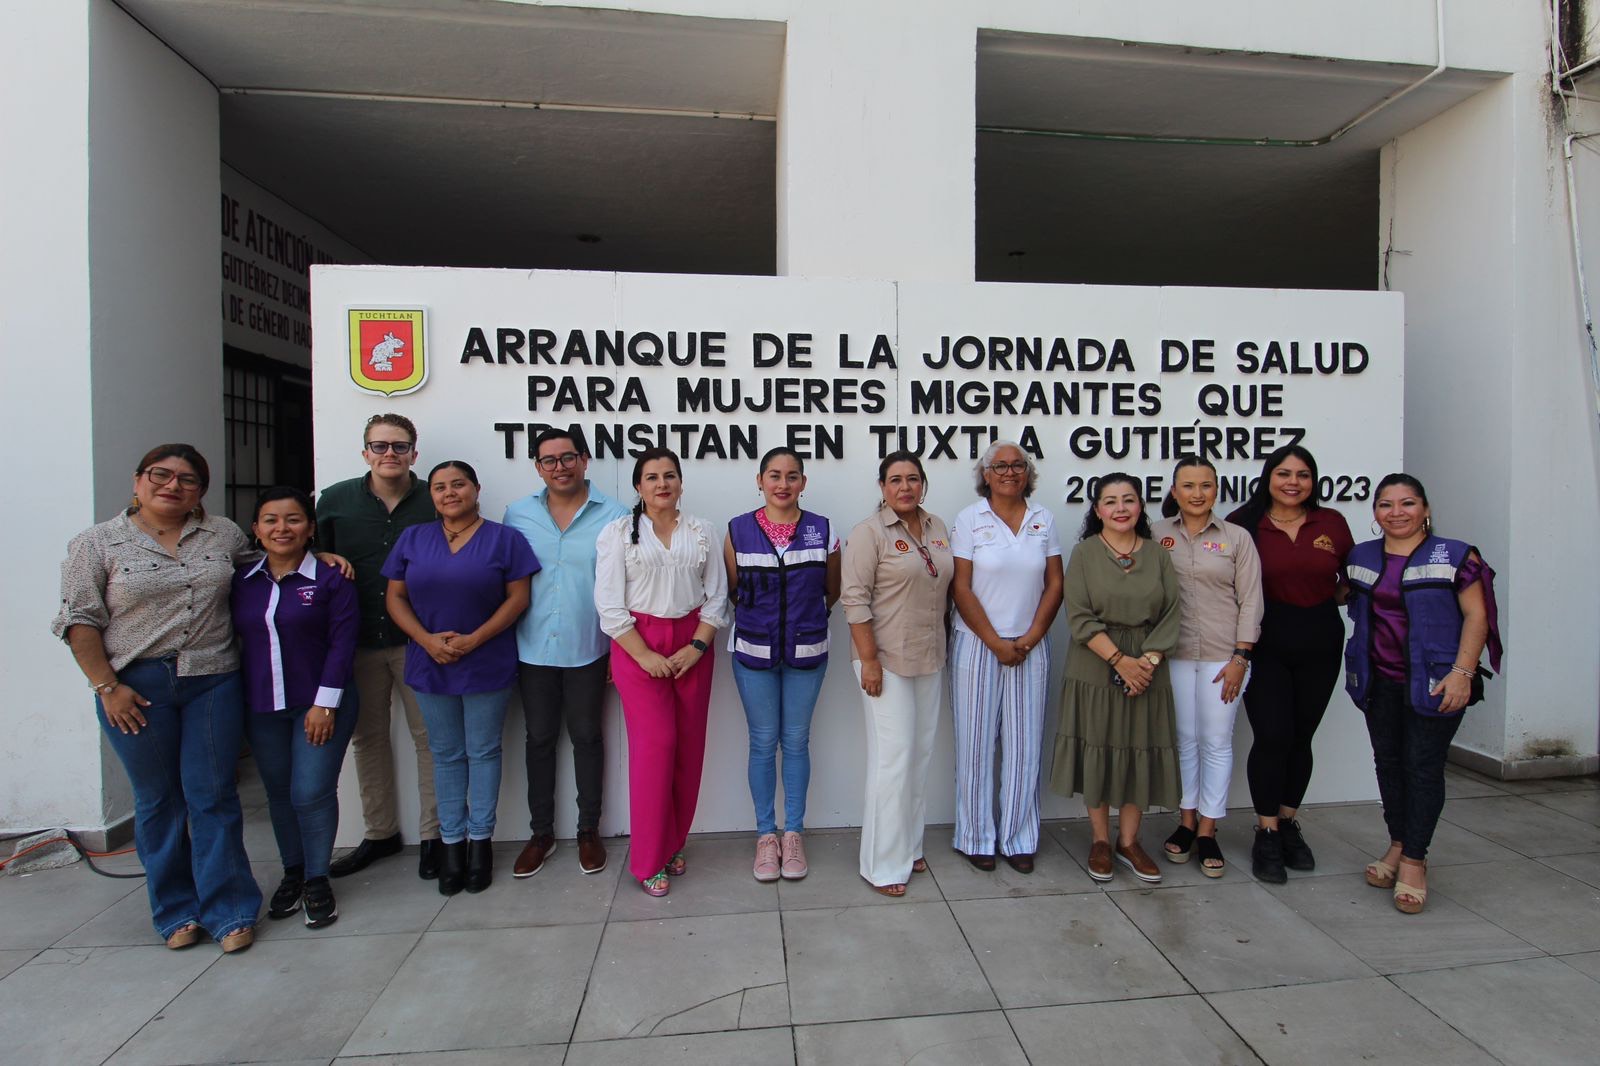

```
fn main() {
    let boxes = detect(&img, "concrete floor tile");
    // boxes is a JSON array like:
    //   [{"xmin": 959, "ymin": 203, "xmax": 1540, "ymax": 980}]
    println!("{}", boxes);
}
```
[
  {"xmin": 342, "ymin": 924, "xmax": 601, "ymax": 1054},
  {"xmin": 1427, "ymin": 859, "xmax": 1600, "ymax": 953},
  {"xmin": 336, "ymin": 1048, "xmax": 564, "ymax": 1065},
  {"xmin": 796, "ymin": 1011, "xmax": 1027, "ymax": 1065},
  {"xmin": 1440, "ymin": 795, "xmax": 1600, "ymax": 856},
  {"xmin": 1394, "ymin": 956, "xmax": 1600, "ymax": 1065},
  {"xmin": 1457, "ymin": 772, "xmax": 1598, "ymax": 796},
  {"xmin": 428, "ymin": 837, "xmax": 623, "ymax": 931},
  {"xmin": 1008, "ymin": 996, "xmax": 1263, "ymax": 1065},
  {"xmin": 249, "ymin": 862, "xmax": 447, "ymax": 943},
  {"xmin": 951, "ymin": 894, "xmax": 1190, "ymax": 1007},
  {"xmin": 1306, "ymin": 801, "xmax": 1522, "ymax": 867},
  {"xmin": 105, "ymin": 932, "xmax": 418, "ymax": 1065},
  {"xmin": 1262, "ymin": 871, "xmax": 1542, "ymax": 974},
  {"xmin": 1112, "ymin": 882, "xmax": 1374, "ymax": 992},
  {"xmin": 604, "ymin": 835, "xmax": 780, "ymax": 922},
  {"xmin": 924, "ymin": 824, "xmax": 1091, "ymax": 899},
  {"xmin": 784, "ymin": 901, "xmax": 997, "ymax": 1024},
  {"xmin": 777, "ymin": 828, "xmax": 937, "ymax": 909},
  {"xmin": 1526, "ymin": 789, "xmax": 1600, "ymax": 825},
  {"xmin": 1556, "ymin": 950, "xmax": 1600, "ymax": 981},
  {"xmin": 0, "ymin": 946, "xmax": 218, "ymax": 1066},
  {"xmin": 1207, "ymin": 976, "xmax": 1498, "ymax": 1065},
  {"xmin": 0, "ymin": 948, "xmax": 38, "ymax": 981},
  {"xmin": 2, "ymin": 864, "xmax": 147, "ymax": 949},
  {"xmin": 576, "ymin": 911, "xmax": 786, "ymax": 1040},
  {"xmin": 566, "ymin": 1028, "xmax": 794, "ymax": 1065},
  {"xmin": 1538, "ymin": 850, "xmax": 1600, "ymax": 888},
  {"xmin": 1442, "ymin": 768, "xmax": 1510, "ymax": 799}
]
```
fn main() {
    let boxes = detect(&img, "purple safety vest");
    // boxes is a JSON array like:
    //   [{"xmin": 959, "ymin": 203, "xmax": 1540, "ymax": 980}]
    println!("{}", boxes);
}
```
[{"xmin": 728, "ymin": 510, "xmax": 832, "ymax": 670}]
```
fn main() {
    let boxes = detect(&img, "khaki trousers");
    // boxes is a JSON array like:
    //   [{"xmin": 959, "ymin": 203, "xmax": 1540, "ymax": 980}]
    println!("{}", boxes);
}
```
[{"xmin": 350, "ymin": 646, "xmax": 440, "ymax": 839}]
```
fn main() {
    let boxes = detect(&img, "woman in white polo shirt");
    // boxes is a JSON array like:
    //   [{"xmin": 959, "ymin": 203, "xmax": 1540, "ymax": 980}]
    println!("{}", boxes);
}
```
[{"xmin": 949, "ymin": 442, "xmax": 1064, "ymax": 873}]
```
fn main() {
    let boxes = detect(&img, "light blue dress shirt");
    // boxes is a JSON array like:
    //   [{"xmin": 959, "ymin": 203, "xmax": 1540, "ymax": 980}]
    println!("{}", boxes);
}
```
[{"xmin": 504, "ymin": 481, "xmax": 629, "ymax": 668}]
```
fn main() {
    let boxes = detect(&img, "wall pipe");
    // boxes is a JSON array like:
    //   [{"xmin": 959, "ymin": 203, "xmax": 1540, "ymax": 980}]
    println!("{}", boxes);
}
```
[{"xmin": 218, "ymin": 86, "xmax": 775, "ymax": 123}]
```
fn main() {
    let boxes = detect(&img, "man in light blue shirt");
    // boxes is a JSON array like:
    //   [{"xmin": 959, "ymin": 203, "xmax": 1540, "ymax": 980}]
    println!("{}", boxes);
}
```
[{"xmin": 503, "ymin": 428, "xmax": 629, "ymax": 878}]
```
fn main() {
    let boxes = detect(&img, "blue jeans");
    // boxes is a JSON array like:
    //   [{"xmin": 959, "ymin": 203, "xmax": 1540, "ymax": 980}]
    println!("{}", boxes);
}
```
[
  {"xmin": 732, "ymin": 659, "xmax": 827, "ymax": 834},
  {"xmin": 97, "ymin": 660, "xmax": 262, "ymax": 940},
  {"xmin": 413, "ymin": 688, "xmax": 511, "ymax": 842},
  {"xmin": 244, "ymin": 691, "xmax": 359, "ymax": 879}
]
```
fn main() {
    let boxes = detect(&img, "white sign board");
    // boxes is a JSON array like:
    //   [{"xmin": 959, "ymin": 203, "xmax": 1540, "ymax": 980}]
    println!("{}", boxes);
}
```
[{"xmin": 313, "ymin": 268, "xmax": 1402, "ymax": 844}]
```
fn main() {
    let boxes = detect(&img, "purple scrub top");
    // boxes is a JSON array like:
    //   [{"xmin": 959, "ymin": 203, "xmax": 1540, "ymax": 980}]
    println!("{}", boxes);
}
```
[{"xmin": 382, "ymin": 519, "xmax": 540, "ymax": 695}]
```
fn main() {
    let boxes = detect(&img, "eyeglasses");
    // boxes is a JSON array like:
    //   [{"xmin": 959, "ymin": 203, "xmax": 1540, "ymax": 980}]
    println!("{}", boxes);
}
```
[
  {"xmin": 916, "ymin": 545, "xmax": 939, "ymax": 577},
  {"xmin": 987, "ymin": 461, "xmax": 1029, "ymax": 475},
  {"xmin": 535, "ymin": 451, "xmax": 583, "ymax": 471},
  {"xmin": 142, "ymin": 466, "xmax": 202, "ymax": 490},
  {"xmin": 365, "ymin": 440, "xmax": 414, "ymax": 455}
]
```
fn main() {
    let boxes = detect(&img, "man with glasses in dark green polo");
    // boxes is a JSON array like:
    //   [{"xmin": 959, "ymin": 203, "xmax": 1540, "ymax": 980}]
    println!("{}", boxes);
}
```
[{"xmin": 316, "ymin": 413, "xmax": 442, "ymax": 879}]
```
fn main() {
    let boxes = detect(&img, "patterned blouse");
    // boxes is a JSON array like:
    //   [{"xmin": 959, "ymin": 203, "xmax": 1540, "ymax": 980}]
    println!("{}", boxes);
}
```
[{"xmin": 53, "ymin": 511, "xmax": 252, "ymax": 676}]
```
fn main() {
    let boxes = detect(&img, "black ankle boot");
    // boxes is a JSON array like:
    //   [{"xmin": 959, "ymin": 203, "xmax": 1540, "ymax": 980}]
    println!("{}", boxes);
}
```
[
  {"xmin": 1278, "ymin": 819, "xmax": 1316, "ymax": 871},
  {"xmin": 465, "ymin": 838, "xmax": 494, "ymax": 894},
  {"xmin": 1252, "ymin": 827, "xmax": 1287, "ymax": 884},
  {"xmin": 438, "ymin": 840, "xmax": 468, "ymax": 897}
]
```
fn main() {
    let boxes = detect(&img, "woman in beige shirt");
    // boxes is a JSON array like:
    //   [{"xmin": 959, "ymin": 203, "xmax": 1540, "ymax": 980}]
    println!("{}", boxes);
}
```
[
  {"xmin": 1151, "ymin": 455, "xmax": 1263, "ymax": 877},
  {"xmin": 841, "ymin": 451, "xmax": 954, "ymax": 896}
]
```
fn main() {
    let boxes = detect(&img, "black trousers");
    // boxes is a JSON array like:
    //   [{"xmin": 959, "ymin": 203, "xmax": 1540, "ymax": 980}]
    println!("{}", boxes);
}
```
[
  {"xmin": 1243, "ymin": 600, "xmax": 1343, "ymax": 817},
  {"xmin": 1364, "ymin": 674, "xmax": 1462, "ymax": 860},
  {"xmin": 518, "ymin": 656, "xmax": 610, "ymax": 836}
]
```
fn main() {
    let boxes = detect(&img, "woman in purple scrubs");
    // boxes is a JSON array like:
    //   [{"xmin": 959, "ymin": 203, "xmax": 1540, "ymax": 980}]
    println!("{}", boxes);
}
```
[{"xmin": 384, "ymin": 461, "xmax": 538, "ymax": 896}]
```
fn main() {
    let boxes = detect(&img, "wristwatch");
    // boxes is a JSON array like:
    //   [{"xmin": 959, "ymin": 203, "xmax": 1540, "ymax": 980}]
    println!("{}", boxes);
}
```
[
  {"xmin": 1233, "ymin": 647, "xmax": 1254, "ymax": 661},
  {"xmin": 690, "ymin": 638, "xmax": 708, "ymax": 653},
  {"xmin": 1143, "ymin": 653, "xmax": 1161, "ymax": 667}
]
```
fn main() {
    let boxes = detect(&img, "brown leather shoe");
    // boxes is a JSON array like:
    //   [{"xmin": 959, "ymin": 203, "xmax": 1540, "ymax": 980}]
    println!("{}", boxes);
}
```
[
  {"xmin": 513, "ymin": 833, "xmax": 556, "ymax": 878},
  {"xmin": 1087, "ymin": 840, "xmax": 1115, "ymax": 882},
  {"xmin": 576, "ymin": 829, "xmax": 607, "ymax": 874},
  {"xmin": 1115, "ymin": 840, "xmax": 1163, "ymax": 883},
  {"xmin": 1003, "ymin": 852, "xmax": 1035, "ymax": 874}
]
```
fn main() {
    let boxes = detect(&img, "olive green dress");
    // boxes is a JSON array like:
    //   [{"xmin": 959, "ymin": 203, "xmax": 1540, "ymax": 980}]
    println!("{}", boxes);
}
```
[{"xmin": 1049, "ymin": 538, "xmax": 1183, "ymax": 809}]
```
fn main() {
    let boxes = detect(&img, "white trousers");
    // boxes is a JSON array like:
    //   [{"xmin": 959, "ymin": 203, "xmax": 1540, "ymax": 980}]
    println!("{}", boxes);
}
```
[
  {"xmin": 856, "ymin": 662, "xmax": 942, "ymax": 887},
  {"xmin": 949, "ymin": 629, "xmax": 1049, "ymax": 857},
  {"xmin": 1169, "ymin": 658, "xmax": 1243, "ymax": 820}
]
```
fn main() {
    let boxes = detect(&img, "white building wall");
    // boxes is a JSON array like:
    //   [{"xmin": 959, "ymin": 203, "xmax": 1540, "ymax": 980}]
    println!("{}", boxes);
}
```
[{"xmin": 0, "ymin": 0, "xmax": 221, "ymax": 835}]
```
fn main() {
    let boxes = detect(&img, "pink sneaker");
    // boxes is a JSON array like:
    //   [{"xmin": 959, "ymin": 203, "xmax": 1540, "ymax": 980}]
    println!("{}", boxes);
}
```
[
  {"xmin": 753, "ymin": 833, "xmax": 781, "ymax": 882},
  {"xmin": 781, "ymin": 831, "xmax": 808, "ymax": 880}
]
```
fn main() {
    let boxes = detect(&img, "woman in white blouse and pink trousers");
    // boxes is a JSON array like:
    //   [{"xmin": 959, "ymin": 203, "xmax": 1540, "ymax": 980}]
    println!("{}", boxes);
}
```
[{"xmin": 593, "ymin": 448, "xmax": 729, "ymax": 897}]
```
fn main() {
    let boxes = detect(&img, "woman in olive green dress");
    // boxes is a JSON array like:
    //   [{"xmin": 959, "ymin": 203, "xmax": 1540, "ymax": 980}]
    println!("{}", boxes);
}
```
[{"xmin": 1051, "ymin": 472, "xmax": 1182, "ymax": 885}]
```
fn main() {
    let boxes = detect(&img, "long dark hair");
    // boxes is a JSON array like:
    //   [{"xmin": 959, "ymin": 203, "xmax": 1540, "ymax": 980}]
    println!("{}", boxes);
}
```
[
  {"xmin": 1160, "ymin": 454, "xmax": 1218, "ymax": 518},
  {"xmin": 1230, "ymin": 444, "xmax": 1322, "ymax": 533},
  {"xmin": 630, "ymin": 447, "xmax": 683, "ymax": 544},
  {"xmin": 1079, "ymin": 471, "xmax": 1153, "ymax": 541}
]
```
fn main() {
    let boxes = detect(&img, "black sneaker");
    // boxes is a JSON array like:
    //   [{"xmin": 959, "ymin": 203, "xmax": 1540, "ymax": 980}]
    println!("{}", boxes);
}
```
[
  {"xmin": 1251, "ymin": 828, "xmax": 1287, "ymax": 884},
  {"xmin": 1278, "ymin": 819, "xmax": 1316, "ymax": 871},
  {"xmin": 303, "ymin": 876, "xmax": 338, "ymax": 929},
  {"xmin": 267, "ymin": 867, "xmax": 305, "ymax": 920}
]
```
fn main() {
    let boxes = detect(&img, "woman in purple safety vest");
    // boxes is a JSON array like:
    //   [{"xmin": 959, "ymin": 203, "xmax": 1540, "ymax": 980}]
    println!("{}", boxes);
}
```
[
  {"xmin": 1343, "ymin": 473, "xmax": 1501, "ymax": 915},
  {"xmin": 724, "ymin": 447, "xmax": 841, "ymax": 883}
]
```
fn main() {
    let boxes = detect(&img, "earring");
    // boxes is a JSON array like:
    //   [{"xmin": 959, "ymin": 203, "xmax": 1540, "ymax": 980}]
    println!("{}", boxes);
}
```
[
  {"xmin": 128, "ymin": 495, "xmax": 141, "ymax": 514},
  {"xmin": 1372, "ymin": 521, "xmax": 1381, "ymax": 536},
  {"xmin": 191, "ymin": 505, "xmax": 203, "ymax": 520},
  {"xmin": 1424, "ymin": 516, "xmax": 1432, "ymax": 534}
]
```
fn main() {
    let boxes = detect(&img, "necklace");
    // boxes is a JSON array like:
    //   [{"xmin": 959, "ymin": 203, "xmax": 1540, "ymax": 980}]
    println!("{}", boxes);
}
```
[
  {"xmin": 132, "ymin": 512, "xmax": 175, "ymax": 537},
  {"xmin": 1268, "ymin": 509, "xmax": 1305, "ymax": 526},
  {"xmin": 442, "ymin": 515, "xmax": 482, "ymax": 543},
  {"xmin": 1099, "ymin": 533, "xmax": 1137, "ymax": 571}
]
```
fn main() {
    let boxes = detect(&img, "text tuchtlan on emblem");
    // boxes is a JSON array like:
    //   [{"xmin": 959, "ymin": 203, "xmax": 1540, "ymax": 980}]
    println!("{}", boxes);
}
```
[{"xmin": 348, "ymin": 308, "xmax": 427, "ymax": 396}]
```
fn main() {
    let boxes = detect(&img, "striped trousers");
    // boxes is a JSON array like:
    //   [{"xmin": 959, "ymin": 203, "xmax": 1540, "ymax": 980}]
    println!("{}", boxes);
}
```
[{"xmin": 949, "ymin": 629, "xmax": 1050, "ymax": 858}]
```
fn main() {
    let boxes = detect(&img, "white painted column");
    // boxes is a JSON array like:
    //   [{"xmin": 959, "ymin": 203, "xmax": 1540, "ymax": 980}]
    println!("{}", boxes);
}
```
[
  {"xmin": 1382, "ymin": 74, "xmax": 1600, "ymax": 775},
  {"xmin": 0, "ymin": 0, "xmax": 222, "ymax": 839},
  {"xmin": 776, "ymin": 0, "xmax": 975, "ymax": 282}
]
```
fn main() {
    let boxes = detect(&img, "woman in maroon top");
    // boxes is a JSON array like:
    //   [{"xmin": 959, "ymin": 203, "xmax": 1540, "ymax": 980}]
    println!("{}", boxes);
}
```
[{"xmin": 1228, "ymin": 445, "xmax": 1352, "ymax": 883}]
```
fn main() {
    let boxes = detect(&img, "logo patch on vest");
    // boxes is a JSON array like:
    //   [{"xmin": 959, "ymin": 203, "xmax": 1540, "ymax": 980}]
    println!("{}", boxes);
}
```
[
  {"xmin": 894, "ymin": 539, "xmax": 910, "ymax": 553},
  {"xmin": 1160, "ymin": 536, "xmax": 1176, "ymax": 550},
  {"xmin": 1202, "ymin": 540, "xmax": 1227, "ymax": 554},
  {"xmin": 1313, "ymin": 534, "xmax": 1336, "ymax": 554},
  {"xmin": 297, "ymin": 587, "xmax": 317, "ymax": 605},
  {"xmin": 1428, "ymin": 542, "xmax": 1451, "ymax": 564},
  {"xmin": 929, "ymin": 538, "xmax": 949, "ymax": 550}
]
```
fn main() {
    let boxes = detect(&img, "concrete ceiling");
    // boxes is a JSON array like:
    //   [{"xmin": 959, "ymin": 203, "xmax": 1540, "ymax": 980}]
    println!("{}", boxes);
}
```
[
  {"xmin": 118, "ymin": 0, "xmax": 783, "ymax": 273},
  {"xmin": 117, "ymin": 4, "xmax": 1503, "ymax": 289},
  {"xmin": 975, "ymin": 32, "xmax": 1501, "ymax": 289}
]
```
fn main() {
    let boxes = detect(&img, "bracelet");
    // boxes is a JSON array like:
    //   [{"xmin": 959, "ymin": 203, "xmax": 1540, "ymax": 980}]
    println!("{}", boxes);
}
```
[
  {"xmin": 1107, "ymin": 650, "xmax": 1124, "ymax": 667},
  {"xmin": 1231, "ymin": 655, "xmax": 1250, "ymax": 668},
  {"xmin": 1232, "ymin": 647, "xmax": 1254, "ymax": 662},
  {"xmin": 690, "ymin": 638, "xmax": 708, "ymax": 653},
  {"xmin": 89, "ymin": 679, "xmax": 119, "ymax": 695},
  {"xmin": 1449, "ymin": 665, "xmax": 1476, "ymax": 678}
]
